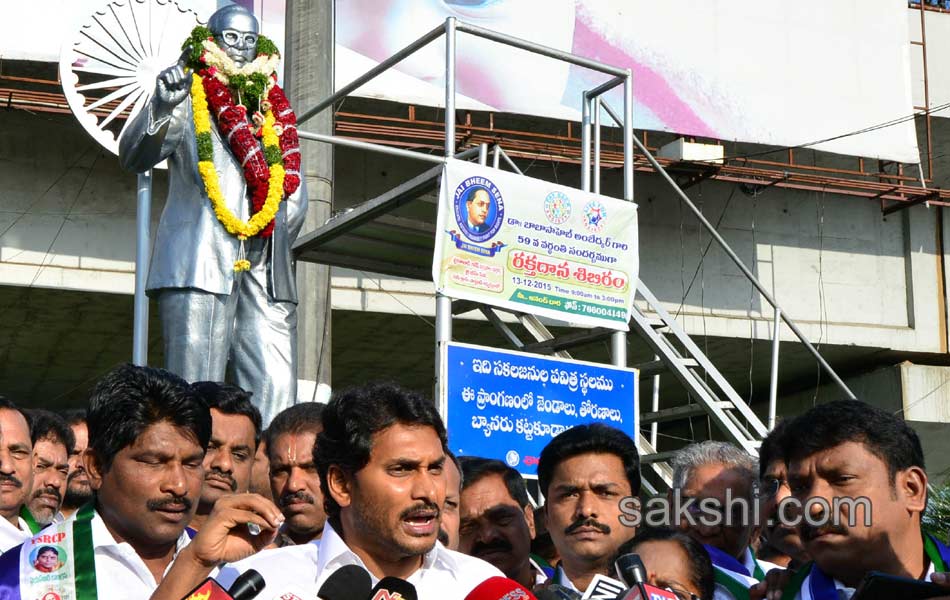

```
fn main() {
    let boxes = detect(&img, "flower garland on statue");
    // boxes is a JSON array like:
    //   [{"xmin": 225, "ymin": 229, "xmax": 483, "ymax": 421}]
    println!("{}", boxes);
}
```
[{"xmin": 182, "ymin": 26, "xmax": 301, "ymax": 272}]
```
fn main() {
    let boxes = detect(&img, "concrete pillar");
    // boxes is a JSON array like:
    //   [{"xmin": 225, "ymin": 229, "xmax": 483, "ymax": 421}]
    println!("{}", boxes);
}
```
[{"xmin": 285, "ymin": 0, "xmax": 333, "ymax": 402}]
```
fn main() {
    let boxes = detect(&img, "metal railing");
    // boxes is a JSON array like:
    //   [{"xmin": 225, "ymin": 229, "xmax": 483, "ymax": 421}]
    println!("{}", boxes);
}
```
[{"xmin": 291, "ymin": 16, "xmax": 856, "ymax": 442}]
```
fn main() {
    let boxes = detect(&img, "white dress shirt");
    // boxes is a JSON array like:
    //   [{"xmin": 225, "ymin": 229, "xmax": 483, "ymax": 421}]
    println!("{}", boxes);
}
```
[
  {"xmin": 88, "ymin": 510, "xmax": 192, "ymax": 600},
  {"xmin": 217, "ymin": 521, "xmax": 503, "ymax": 600},
  {"xmin": 0, "ymin": 515, "xmax": 31, "ymax": 554}
]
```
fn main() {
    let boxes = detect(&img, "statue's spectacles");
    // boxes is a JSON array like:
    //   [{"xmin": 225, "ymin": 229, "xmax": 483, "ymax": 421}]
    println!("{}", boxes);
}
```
[{"xmin": 220, "ymin": 29, "xmax": 258, "ymax": 48}]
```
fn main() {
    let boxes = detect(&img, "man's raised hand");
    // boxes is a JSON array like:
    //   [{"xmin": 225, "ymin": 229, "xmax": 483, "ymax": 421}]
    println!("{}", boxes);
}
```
[{"xmin": 153, "ymin": 53, "xmax": 190, "ymax": 117}]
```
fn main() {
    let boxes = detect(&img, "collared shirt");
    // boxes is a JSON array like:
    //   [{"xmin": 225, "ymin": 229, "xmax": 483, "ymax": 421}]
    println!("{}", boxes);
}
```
[
  {"xmin": 217, "ymin": 521, "xmax": 503, "ymax": 600},
  {"xmin": 709, "ymin": 546, "xmax": 782, "ymax": 600},
  {"xmin": 0, "ymin": 515, "xmax": 31, "ymax": 554},
  {"xmin": 554, "ymin": 565, "xmax": 581, "ymax": 593},
  {"xmin": 89, "ymin": 510, "xmax": 192, "ymax": 600},
  {"xmin": 789, "ymin": 561, "xmax": 937, "ymax": 600},
  {"xmin": 530, "ymin": 557, "xmax": 550, "ymax": 587},
  {"xmin": 743, "ymin": 547, "xmax": 781, "ymax": 578}
]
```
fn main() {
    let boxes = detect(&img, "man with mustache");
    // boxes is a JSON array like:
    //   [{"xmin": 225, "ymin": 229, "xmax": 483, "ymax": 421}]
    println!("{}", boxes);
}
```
[
  {"xmin": 22, "ymin": 410, "xmax": 74, "ymax": 529},
  {"xmin": 188, "ymin": 382, "xmax": 261, "ymax": 533},
  {"xmin": 439, "ymin": 450, "xmax": 462, "ymax": 550},
  {"xmin": 458, "ymin": 457, "xmax": 551, "ymax": 589},
  {"xmin": 60, "ymin": 408, "xmax": 92, "ymax": 519},
  {"xmin": 153, "ymin": 382, "xmax": 503, "ymax": 600},
  {"xmin": 670, "ymin": 441, "xmax": 778, "ymax": 600},
  {"xmin": 760, "ymin": 401, "xmax": 950, "ymax": 600},
  {"xmin": 0, "ymin": 396, "xmax": 33, "ymax": 553},
  {"xmin": 538, "ymin": 423, "xmax": 640, "ymax": 593},
  {"xmin": 0, "ymin": 364, "xmax": 212, "ymax": 599},
  {"xmin": 265, "ymin": 401, "xmax": 327, "ymax": 546},
  {"xmin": 753, "ymin": 420, "xmax": 808, "ymax": 570}
]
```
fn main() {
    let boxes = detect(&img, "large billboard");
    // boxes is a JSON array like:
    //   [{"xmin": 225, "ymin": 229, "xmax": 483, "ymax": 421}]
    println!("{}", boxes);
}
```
[
  {"xmin": 336, "ymin": 0, "xmax": 920, "ymax": 164},
  {"xmin": 0, "ymin": 0, "xmax": 286, "ymax": 67},
  {"xmin": 443, "ymin": 342, "xmax": 638, "ymax": 477},
  {"xmin": 433, "ymin": 158, "xmax": 639, "ymax": 330}
]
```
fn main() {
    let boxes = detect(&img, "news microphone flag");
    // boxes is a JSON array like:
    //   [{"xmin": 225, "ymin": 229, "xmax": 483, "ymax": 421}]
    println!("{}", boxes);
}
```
[
  {"xmin": 616, "ymin": 584, "xmax": 678, "ymax": 600},
  {"xmin": 463, "ymin": 576, "xmax": 537, "ymax": 600},
  {"xmin": 184, "ymin": 578, "xmax": 232, "ymax": 600},
  {"xmin": 580, "ymin": 574, "xmax": 627, "ymax": 600},
  {"xmin": 368, "ymin": 576, "xmax": 419, "ymax": 600},
  {"xmin": 182, "ymin": 570, "xmax": 266, "ymax": 600}
]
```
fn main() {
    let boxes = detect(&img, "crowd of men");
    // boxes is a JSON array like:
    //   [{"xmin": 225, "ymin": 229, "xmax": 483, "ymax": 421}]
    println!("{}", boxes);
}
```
[{"xmin": 0, "ymin": 363, "xmax": 949, "ymax": 600}]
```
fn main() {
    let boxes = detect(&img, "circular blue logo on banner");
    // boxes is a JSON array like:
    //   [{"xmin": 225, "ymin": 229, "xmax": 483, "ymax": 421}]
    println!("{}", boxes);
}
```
[
  {"xmin": 505, "ymin": 450, "xmax": 520, "ymax": 467},
  {"xmin": 454, "ymin": 176, "xmax": 505, "ymax": 242},
  {"xmin": 544, "ymin": 191, "xmax": 572, "ymax": 225}
]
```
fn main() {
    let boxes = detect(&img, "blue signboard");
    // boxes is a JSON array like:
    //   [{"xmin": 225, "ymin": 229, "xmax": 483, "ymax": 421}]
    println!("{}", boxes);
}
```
[{"xmin": 443, "ymin": 342, "xmax": 638, "ymax": 477}]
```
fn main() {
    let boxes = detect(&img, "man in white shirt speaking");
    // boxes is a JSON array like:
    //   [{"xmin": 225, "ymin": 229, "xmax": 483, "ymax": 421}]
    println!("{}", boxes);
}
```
[
  {"xmin": 0, "ymin": 364, "xmax": 211, "ymax": 599},
  {"xmin": 150, "ymin": 382, "xmax": 502, "ymax": 600},
  {"xmin": 0, "ymin": 396, "xmax": 33, "ymax": 553}
]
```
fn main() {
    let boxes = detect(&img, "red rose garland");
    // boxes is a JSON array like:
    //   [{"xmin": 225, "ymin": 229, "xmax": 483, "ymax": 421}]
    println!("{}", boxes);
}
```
[
  {"xmin": 198, "ymin": 71, "xmax": 300, "ymax": 238},
  {"xmin": 268, "ymin": 85, "xmax": 301, "ymax": 197}
]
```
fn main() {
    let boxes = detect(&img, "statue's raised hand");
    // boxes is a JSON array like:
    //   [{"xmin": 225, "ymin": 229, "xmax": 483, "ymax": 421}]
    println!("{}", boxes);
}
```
[{"xmin": 153, "ymin": 52, "xmax": 190, "ymax": 118}]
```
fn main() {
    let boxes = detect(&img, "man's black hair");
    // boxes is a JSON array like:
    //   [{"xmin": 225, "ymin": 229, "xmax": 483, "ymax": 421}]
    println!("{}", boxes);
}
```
[
  {"xmin": 781, "ymin": 400, "xmax": 925, "ymax": 483},
  {"xmin": 446, "ymin": 449, "xmax": 463, "ymax": 489},
  {"xmin": 617, "ymin": 527, "xmax": 715, "ymax": 600},
  {"xmin": 191, "ymin": 381, "xmax": 262, "ymax": 446},
  {"xmin": 264, "ymin": 401, "xmax": 325, "ymax": 454},
  {"xmin": 26, "ymin": 410, "xmax": 76, "ymax": 454},
  {"xmin": 87, "ymin": 364, "xmax": 211, "ymax": 472},
  {"xmin": 758, "ymin": 418, "xmax": 790, "ymax": 479},
  {"xmin": 537, "ymin": 423, "xmax": 641, "ymax": 497},
  {"xmin": 60, "ymin": 408, "xmax": 87, "ymax": 427},
  {"xmin": 458, "ymin": 456, "xmax": 530, "ymax": 508},
  {"xmin": 316, "ymin": 382, "xmax": 446, "ymax": 520}
]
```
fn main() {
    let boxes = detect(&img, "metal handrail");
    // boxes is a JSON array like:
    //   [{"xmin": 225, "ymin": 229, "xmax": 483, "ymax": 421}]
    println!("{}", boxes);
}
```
[{"xmin": 600, "ymin": 102, "xmax": 857, "ymax": 402}]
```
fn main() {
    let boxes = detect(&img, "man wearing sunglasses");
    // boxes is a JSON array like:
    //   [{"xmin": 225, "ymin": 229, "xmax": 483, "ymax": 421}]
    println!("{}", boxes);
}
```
[{"xmin": 670, "ymin": 441, "xmax": 780, "ymax": 600}]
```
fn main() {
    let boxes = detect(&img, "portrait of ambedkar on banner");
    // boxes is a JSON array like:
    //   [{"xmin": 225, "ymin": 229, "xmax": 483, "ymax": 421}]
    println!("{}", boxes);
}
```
[{"xmin": 464, "ymin": 188, "xmax": 495, "ymax": 234}]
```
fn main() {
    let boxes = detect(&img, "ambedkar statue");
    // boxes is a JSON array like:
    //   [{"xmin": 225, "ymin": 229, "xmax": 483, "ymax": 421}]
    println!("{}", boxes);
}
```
[{"xmin": 119, "ymin": 5, "xmax": 306, "ymax": 424}]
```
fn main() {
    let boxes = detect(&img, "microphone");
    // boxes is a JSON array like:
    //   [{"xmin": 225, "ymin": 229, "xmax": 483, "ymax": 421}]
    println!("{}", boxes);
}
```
[
  {"xmin": 463, "ymin": 576, "xmax": 536, "ymax": 600},
  {"xmin": 614, "ymin": 554, "xmax": 647, "ymax": 587},
  {"xmin": 612, "ymin": 554, "xmax": 677, "ymax": 600},
  {"xmin": 228, "ymin": 569, "xmax": 266, "ymax": 600},
  {"xmin": 580, "ymin": 575, "xmax": 626, "ymax": 600},
  {"xmin": 318, "ymin": 565, "xmax": 373, "ymax": 600},
  {"xmin": 182, "ymin": 572, "xmax": 266, "ymax": 600},
  {"xmin": 368, "ymin": 577, "xmax": 418, "ymax": 600}
]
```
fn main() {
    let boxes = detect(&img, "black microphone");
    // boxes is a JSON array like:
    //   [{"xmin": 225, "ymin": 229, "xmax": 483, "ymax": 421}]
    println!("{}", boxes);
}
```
[
  {"xmin": 613, "ymin": 554, "xmax": 678, "ymax": 600},
  {"xmin": 614, "ymin": 554, "xmax": 647, "ymax": 587},
  {"xmin": 367, "ymin": 577, "xmax": 418, "ymax": 600},
  {"xmin": 318, "ymin": 565, "xmax": 373, "ymax": 600},
  {"xmin": 228, "ymin": 569, "xmax": 266, "ymax": 600}
]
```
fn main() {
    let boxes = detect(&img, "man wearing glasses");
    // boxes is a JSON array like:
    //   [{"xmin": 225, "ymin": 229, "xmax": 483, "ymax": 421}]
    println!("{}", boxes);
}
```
[
  {"xmin": 669, "ymin": 441, "xmax": 780, "ymax": 600},
  {"xmin": 754, "ymin": 420, "xmax": 809, "ymax": 570}
]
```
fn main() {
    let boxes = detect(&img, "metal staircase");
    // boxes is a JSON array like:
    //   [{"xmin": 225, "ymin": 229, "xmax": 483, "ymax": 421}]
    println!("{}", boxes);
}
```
[{"xmin": 289, "ymin": 16, "xmax": 857, "ymax": 496}]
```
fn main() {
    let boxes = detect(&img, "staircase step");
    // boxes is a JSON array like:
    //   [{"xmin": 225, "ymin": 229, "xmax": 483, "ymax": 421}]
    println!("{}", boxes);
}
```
[
  {"xmin": 634, "ymin": 357, "xmax": 699, "ymax": 376},
  {"xmin": 641, "ymin": 401, "xmax": 733, "ymax": 425},
  {"xmin": 520, "ymin": 327, "xmax": 613, "ymax": 354}
]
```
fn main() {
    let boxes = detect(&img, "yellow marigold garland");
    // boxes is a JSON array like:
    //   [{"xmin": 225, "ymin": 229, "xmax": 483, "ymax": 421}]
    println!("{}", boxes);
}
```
[{"xmin": 190, "ymin": 73, "xmax": 285, "ymax": 272}]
